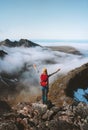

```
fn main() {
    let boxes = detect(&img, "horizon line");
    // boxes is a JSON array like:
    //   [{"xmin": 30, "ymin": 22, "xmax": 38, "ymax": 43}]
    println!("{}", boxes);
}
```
[{"xmin": 0, "ymin": 38, "xmax": 88, "ymax": 43}]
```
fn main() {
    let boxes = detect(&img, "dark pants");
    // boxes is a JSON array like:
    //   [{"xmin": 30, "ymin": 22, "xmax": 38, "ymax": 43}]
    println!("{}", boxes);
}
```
[{"xmin": 41, "ymin": 86, "xmax": 48, "ymax": 104}]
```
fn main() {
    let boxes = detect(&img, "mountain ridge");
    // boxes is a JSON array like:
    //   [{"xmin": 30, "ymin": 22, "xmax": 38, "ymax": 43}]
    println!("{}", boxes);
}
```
[{"xmin": 0, "ymin": 39, "xmax": 40, "ymax": 47}]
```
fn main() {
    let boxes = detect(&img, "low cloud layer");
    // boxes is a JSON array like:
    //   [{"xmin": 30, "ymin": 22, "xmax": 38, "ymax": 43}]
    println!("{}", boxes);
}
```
[{"xmin": 0, "ymin": 45, "xmax": 88, "ymax": 98}]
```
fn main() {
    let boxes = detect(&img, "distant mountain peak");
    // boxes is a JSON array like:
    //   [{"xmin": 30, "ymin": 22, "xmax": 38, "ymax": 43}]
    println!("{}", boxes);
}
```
[
  {"xmin": 0, "ymin": 39, "xmax": 40, "ymax": 47},
  {"xmin": 4, "ymin": 39, "xmax": 11, "ymax": 43},
  {"xmin": 19, "ymin": 39, "xmax": 30, "ymax": 42}
]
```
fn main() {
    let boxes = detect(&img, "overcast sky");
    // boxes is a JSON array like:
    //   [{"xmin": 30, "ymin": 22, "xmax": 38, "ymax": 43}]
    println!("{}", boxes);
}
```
[{"xmin": 0, "ymin": 0, "xmax": 88, "ymax": 41}]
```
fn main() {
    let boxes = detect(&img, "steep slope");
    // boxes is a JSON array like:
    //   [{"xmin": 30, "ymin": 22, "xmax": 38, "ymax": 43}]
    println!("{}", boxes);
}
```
[{"xmin": 49, "ymin": 63, "xmax": 88, "ymax": 106}]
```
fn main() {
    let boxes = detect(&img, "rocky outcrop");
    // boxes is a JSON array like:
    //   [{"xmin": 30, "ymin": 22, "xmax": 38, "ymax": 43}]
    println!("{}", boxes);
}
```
[
  {"xmin": 0, "ymin": 63, "xmax": 32, "ymax": 97},
  {"xmin": 0, "ymin": 72, "xmax": 20, "ymax": 96},
  {"xmin": 0, "ymin": 50, "xmax": 8, "ymax": 58},
  {"xmin": 49, "ymin": 63, "xmax": 88, "ymax": 106},
  {"xmin": 0, "ymin": 101, "xmax": 88, "ymax": 130},
  {"xmin": 0, "ymin": 39, "xmax": 40, "ymax": 47}
]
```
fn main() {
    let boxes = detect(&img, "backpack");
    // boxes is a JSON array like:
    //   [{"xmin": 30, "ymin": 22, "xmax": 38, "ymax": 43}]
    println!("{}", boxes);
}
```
[{"xmin": 40, "ymin": 74, "xmax": 48, "ymax": 87}]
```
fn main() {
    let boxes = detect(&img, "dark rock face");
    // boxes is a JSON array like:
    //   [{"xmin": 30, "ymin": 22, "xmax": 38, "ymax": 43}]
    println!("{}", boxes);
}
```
[
  {"xmin": 0, "ymin": 73, "xmax": 19, "ymax": 96},
  {"xmin": 0, "ymin": 50, "xmax": 8, "ymax": 58},
  {"xmin": 0, "ymin": 100, "xmax": 11, "ymax": 114},
  {"xmin": 65, "ymin": 63, "xmax": 88, "ymax": 97},
  {"xmin": 0, "ymin": 62, "xmax": 33, "ymax": 97},
  {"xmin": 0, "ymin": 39, "xmax": 40, "ymax": 47},
  {"xmin": 49, "ymin": 63, "xmax": 88, "ymax": 106}
]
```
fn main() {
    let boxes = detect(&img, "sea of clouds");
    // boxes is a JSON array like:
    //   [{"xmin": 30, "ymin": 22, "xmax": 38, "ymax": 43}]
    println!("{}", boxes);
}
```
[
  {"xmin": 0, "ymin": 43, "xmax": 88, "ymax": 91},
  {"xmin": 0, "ymin": 42, "xmax": 88, "ymax": 102},
  {"xmin": 0, "ymin": 43, "xmax": 88, "ymax": 80}
]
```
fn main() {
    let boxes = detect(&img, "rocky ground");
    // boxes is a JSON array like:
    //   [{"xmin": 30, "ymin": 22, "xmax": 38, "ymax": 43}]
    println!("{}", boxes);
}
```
[{"xmin": 0, "ymin": 99, "xmax": 88, "ymax": 130}]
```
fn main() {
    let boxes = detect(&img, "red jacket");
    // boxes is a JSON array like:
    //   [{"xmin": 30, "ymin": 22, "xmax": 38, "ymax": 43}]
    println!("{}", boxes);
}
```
[{"xmin": 40, "ymin": 74, "xmax": 48, "ymax": 87}]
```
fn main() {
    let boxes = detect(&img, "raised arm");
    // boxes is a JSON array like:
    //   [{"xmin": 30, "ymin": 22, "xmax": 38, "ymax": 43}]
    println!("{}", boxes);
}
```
[
  {"xmin": 33, "ymin": 64, "xmax": 39, "ymax": 73},
  {"xmin": 48, "ymin": 68, "xmax": 60, "ymax": 77}
]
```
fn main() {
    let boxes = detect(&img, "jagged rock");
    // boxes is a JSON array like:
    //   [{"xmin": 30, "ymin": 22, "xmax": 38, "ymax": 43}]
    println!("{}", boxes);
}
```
[
  {"xmin": 51, "ymin": 106, "xmax": 61, "ymax": 113},
  {"xmin": 0, "ymin": 74, "xmax": 19, "ymax": 96},
  {"xmin": 32, "ymin": 103, "xmax": 47, "ymax": 115},
  {"xmin": 18, "ymin": 39, "xmax": 40, "ymax": 47},
  {"xmin": 0, "ymin": 62, "xmax": 32, "ymax": 96},
  {"xmin": 73, "ymin": 102, "xmax": 88, "ymax": 120},
  {"xmin": 0, "ymin": 50, "xmax": 7, "ymax": 58},
  {"xmin": 0, "ymin": 39, "xmax": 40, "ymax": 47}
]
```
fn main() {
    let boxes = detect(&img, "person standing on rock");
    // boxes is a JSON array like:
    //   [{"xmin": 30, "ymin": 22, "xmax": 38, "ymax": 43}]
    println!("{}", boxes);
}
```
[{"xmin": 40, "ymin": 68, "xmax": 60, "ymax": 104}]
